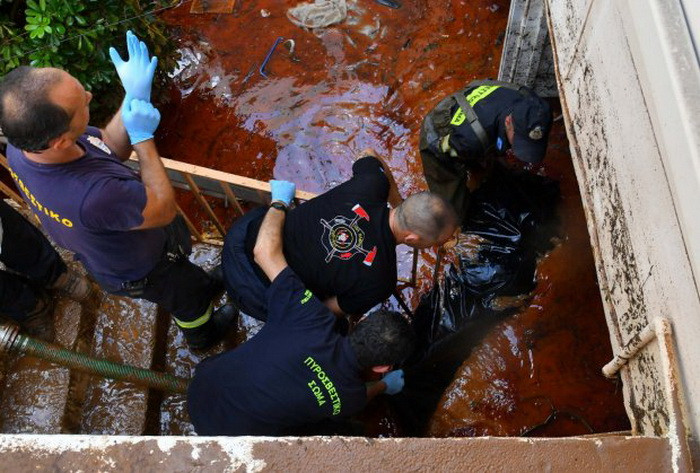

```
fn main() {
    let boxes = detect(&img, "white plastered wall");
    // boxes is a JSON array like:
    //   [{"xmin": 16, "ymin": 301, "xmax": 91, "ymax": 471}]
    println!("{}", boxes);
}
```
[{"xmin": 545, "ymin": 0, "xmax": 700, "ymax": 461}]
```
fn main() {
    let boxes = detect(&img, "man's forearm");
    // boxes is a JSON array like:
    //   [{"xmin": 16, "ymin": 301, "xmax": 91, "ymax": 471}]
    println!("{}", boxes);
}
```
[
  {"xmin": 102, "ymin": 106, "xmax": 133, "ymax": 160},
  {"xmin": 380, "ymin": 162, "xmax": 402, "ymax": 207},
  {"xmin": 132, "ymin": 140, "xmax": 177, "ymax": 228},
  {"xmin": 368, "ymin": 153, "xmax": 402, "ymax": 208},
  {"xmin": 254, "ymin": 208, "xmax": 288, "ymax": 282}
]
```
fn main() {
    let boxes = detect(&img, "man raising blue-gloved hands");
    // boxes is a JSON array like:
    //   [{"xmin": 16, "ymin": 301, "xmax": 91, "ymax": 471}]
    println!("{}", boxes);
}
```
[
  {"xmin": 1, "ymin": 50, "xmax": 234, "ymax": 353},
  {"xmin": 109, "ymin": 30, "xmax": 158, "ymax": 103},
  {"xmin": 381, "ymin": 369, "xmax": 405, "ymax": 395}
]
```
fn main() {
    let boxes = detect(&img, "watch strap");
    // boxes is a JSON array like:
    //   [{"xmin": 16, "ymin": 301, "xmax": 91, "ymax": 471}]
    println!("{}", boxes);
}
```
[{"xmin": 270, "ymin": 201, "xmax": 288, "ymax": 213}]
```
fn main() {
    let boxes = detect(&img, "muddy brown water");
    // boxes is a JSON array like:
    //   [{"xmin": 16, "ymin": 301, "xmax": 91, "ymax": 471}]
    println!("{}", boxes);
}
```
[
  {"xmin": 156, "ymin": 0, "xmax": 516, "ymax": 302},
  {"xmin": 0, "ymin": 0, "xmax": 629, "ymax": 438},
  {"xmin": 152, "ymin": 0, "xmax": 629, "ymax": 437}
]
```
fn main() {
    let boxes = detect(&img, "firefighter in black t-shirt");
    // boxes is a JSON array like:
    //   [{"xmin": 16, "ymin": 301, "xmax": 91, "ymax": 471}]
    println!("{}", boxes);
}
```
[
  {"xmin": 188, "ymin": 180, "xmax": 415, "ymax": 436},
  {"xmin": 221, "ymin": 150, "xmax": 458, "ymax": 320},
  {"xmin": 420, "ymin": 79, "xmax": 553, "ymax": 222}
]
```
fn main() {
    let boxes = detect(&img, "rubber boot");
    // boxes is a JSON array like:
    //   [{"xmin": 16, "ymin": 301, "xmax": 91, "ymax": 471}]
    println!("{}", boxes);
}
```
[
  {"xmin": 21, "ymin": 290, "xmax": 55, "ymax": 342},
  {"xmin": 51, "ymin": 269, "xmax": 103, "ymax": 314},
  {"xmin": 207, "ymin": 264, "xmax": 224, "ymax": 286},
  {"xmin": 179, "ymin": 302, "xmax": 239, "ymax": 351},
  {"xmin": 52, "ymin": 269, "xmax": 97, "ymax": 302}
]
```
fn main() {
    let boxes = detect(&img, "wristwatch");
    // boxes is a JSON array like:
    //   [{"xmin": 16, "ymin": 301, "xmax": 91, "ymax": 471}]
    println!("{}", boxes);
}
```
[{"xmin": 270, "ymin": 201, "xmax": 288, "ymax": 213}]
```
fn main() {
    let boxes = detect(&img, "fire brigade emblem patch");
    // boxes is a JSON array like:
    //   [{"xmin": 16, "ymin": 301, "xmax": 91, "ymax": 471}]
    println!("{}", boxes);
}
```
[
  {"xmin": 320, "ymin": 204, "xmax": 377, "ymax": 266},
  {"xmin": 528, "ymin": 126, "xmax": 543, "ymax": 140}
]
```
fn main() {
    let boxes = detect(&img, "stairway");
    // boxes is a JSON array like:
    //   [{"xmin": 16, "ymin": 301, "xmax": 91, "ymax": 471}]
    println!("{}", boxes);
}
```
[{"xmin": 0, "ymin": 243, "xmax": 235, "ymax": 436}]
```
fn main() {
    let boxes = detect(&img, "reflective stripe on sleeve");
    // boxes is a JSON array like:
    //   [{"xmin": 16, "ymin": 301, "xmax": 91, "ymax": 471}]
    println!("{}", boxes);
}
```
[{"xmin": 450, "ymin": 85, "xmax": 501, "ymax": 126}]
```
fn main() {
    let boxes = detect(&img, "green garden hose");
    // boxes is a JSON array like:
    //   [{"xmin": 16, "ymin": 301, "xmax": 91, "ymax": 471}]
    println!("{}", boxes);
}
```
[{"xmin": 0, "ymin": 324, "xmax": 189, "ymax": 394}]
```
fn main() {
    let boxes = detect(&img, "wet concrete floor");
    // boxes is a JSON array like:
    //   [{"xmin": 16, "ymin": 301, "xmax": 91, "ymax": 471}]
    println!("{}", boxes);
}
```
[{"xmin": 152, "ymin": 0, "xmax": 630, "ymax": 437}]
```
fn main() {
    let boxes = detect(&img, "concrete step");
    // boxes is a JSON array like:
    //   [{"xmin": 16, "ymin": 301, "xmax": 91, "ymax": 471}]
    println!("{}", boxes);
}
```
[
  {"xmin": 0, "ymin": 297, "xmax": 83, "ymax": 433},
  {"xmin": 78, "ymin": 295, "xmax": 158, "ymax": 435},
  {"xmin": 159, "ymin": 321, "xmax": 200, "ymax": 436},
  {"xmin": 0, "ymin": 241, "xmax": 229, "ymax": 436},
  {"xmin": 159, "ymin": 243, "xmax": 235, "ymax": 435}
]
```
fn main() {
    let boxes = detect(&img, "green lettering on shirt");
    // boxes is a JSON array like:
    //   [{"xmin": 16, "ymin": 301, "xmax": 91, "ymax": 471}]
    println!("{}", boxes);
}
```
[
  {"xmin": 302, "ymin": 356, "xmax": 343, "ymax": 415},
  {"xmin": 301, "ymin": 290, "xmax": 313, "ymax": 304}
]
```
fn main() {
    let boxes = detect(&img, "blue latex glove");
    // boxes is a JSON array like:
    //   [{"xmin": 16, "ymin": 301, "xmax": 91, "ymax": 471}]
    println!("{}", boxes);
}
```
[
  {"xmin": 122, "ymin": 99, "xmax": 161, "ymax": 145},
  {"xmin": 109, "ymin": 30, "xmax": 158, "ymax": 102},
  {"xmin": 270, "ymin": 180, "xmax": 296, "ymax": 206},
  {"xmin": 382, "ymin": 369, "xmax": 404, "ymax": 395}
]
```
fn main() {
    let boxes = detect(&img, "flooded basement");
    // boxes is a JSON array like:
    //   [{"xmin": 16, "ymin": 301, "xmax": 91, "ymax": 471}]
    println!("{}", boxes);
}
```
[{"xmin": 0, "ymin": 0, "xmax": 629, "ymax": 439}]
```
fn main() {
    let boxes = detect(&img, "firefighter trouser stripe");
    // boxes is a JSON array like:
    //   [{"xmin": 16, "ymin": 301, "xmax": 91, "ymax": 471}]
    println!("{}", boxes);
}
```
[{"xmin": 173, "ymin": 303, "xmax": 213, "ymax": 329}]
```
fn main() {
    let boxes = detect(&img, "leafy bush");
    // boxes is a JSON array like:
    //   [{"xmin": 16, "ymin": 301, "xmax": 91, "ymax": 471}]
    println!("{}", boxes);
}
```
[{"xmin": 0, "ymin": 0, "xmax": 178, "ymax": 123}]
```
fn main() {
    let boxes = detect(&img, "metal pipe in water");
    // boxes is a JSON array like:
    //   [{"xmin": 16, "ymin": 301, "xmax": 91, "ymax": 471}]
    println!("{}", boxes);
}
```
[{"xmin": 0, "ymin": 324, "xmax": 189, "ymax": 394}]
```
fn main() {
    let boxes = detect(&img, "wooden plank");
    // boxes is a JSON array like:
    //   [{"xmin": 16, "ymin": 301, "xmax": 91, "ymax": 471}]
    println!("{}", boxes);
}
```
[
  {"xmin": 0, "ymin": 181, "xmax": 24, "ymax": 206},
  {"xmin": 175, "ymin": 203, "xmax": 203, "ymax": 242},
  {"xmin": 256, "ymin": 189, "xmax": 269, "ymax": 206},
  {"xmin": 201, "ymin": 238, "xmax": 223, "ymax": 247},
  {"xmin": 498, "ymin": 0, "xmax": 557, "ymax": 97},
  {"xmin": 410, "ymin": 247, "xmax": 419, "ymax": 287},
  {"xmin": 0, "ymin": 153, "xmax": 10, "ymax": 171},
  {"xmin": 128, "ymin": 154, "xmax": 317, "ymax": 202},
  {"xmin": 432, "ymin": 247, "xmax": 444, "ymax": 287},
  {"xmin": 219, "ymin": 182, "xmax": 245, "ymax": 216},
  {"xmin": 181, "ymin": 172, "xmax": 226, "ymax": 237}
]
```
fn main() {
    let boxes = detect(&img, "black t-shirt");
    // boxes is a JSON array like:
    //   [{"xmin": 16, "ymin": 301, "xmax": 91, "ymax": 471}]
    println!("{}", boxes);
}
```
[
  {"xmin": 245, "ymin": 156, "xmax": 397, "ymax": 314},
  {"xmin": 188, "ymin": 267, "xmax": 367, "ymax": 436}
]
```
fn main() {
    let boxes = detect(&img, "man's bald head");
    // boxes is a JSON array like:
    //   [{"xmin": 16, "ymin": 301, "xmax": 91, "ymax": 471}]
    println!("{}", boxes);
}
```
[
  {"xmin": 0, "ymin": 66, "xmax": 72, "ymax": 151},
  {"xmin": 393, "ymin": 192, "xmax": 458, "ymax": 248}
]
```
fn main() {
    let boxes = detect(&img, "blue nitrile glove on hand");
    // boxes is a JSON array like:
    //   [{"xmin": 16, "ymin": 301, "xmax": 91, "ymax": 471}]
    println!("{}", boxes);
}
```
[
  {"xmin": 382, "ymin": 369, "xmax": 404, "ymax": 395},
  {"xmin": 109, "ymin": 30, "xmax": 158, "ymax": 102},
  {"xmin": 122, "ymin": 99, "xmax": 161, "ymax": 145},
  {"xmin": 270, "ymin": 180, "xmax": 296, "ymax": 207}
]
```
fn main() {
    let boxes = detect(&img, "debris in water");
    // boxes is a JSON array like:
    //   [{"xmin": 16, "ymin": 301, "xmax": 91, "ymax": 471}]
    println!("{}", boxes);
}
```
[
  {"xmin": 375, "ymin": 0, "xmax": 401, "ymax": 9},
  {"xmin": 287, "ymin": 0, "xmax": 348, "ymax": 29},
  {"xmin": 259, "ymin": 36, "xmax": 285, "ymax": 78}
]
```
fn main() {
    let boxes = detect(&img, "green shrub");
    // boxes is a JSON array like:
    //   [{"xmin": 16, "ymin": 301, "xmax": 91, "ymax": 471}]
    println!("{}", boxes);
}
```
[{"xmin": 0, "ymin": 0, "xmax": 178, "ymax": 124}]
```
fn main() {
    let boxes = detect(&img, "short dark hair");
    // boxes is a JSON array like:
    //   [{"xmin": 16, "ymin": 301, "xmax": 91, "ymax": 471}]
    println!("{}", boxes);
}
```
[
  {"xmin": 395, "ymin": 192, "xmax": 458, "ymax": 242},
  {"xmin": 349, "ymin": 309, "xmax": 415, "ymax": 368},
  {"xmin": 0, "ymin": 66, "xmax": 70, "ymax": 151}
]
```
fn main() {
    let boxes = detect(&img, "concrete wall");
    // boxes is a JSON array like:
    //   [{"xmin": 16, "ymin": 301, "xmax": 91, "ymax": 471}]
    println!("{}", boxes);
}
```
[
  {"xmin": 545, "ymin": 0, "xmax": 700, "ymax": 462},
  {"xmin": 0, "ymin": 434, "xmax": 672, "ymax": 472}
]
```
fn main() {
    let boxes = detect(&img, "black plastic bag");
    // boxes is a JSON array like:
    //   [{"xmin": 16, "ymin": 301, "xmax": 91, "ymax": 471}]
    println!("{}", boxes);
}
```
[
  {"xmin": 394, "ymin": 163, "xmax": 560, "ymax": 435},
  {"xmin": 424, "ymin": 163, "xmax": 560, "ymax": 346}
]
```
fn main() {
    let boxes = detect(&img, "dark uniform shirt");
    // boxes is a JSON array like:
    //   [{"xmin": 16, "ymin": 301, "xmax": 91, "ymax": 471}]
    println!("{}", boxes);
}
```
[
  {"xmin": 419, "ymin": 84, "xmax": 527, "ymax": 221},
  {"xmin": 188, "ymin": 266, "xmax": 367, "ymax": 436},
  {"xmin": 6, "ymin": 127, "xmax": 166, "ymax": 290},
  {"xmin": 445, "ymin": 86, "xmax": 522, "ymax": 161},
  {"xmin": 241, "ymin": 156, "xmax": 397, "ymax": 315}
]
